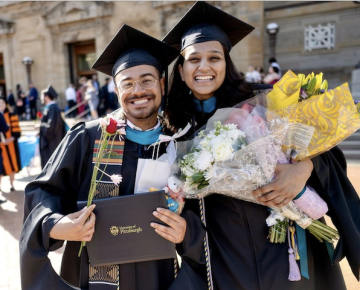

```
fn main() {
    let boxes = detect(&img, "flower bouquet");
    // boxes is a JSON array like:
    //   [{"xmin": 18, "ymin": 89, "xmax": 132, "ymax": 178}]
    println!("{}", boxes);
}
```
[
  {"xmin": 173, "ymin": 105, "xmax": 339, "ymax": 244},
  {"xmin": 265, "ymin": 70, "xmax": 360, "ymax": 161},
  {"xmin": 78, "ymin": 114, "xmax": 126, "ymax": 256}
]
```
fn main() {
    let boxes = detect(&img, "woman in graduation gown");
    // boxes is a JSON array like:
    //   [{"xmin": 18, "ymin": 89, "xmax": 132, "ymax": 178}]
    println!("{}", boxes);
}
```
[
  {"xmin": 0, "ymin": 96, "xmax": 21, "ymax": 191},
  {"xmin": 20, "ymin": 25, "xmax": 185, "ymax": 290},
  {"xmin": 163, "ymin": 2, "xmax": 360, "ymax": 290}
]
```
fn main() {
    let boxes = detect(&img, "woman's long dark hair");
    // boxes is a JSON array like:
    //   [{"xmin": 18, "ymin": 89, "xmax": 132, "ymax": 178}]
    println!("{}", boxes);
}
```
[{"xmin": 164, "ymin": 45, "xmax": 254, "ymax": 132}]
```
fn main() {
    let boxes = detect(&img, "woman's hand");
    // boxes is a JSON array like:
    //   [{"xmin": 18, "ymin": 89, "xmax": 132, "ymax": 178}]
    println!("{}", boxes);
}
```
[
  {"xmin": 151, "ymin": 208, "xmax": 186, "ymax": 244},
  {"xmin": 49, "ymin": 205, "xmax": 96, "ymax": 242},
  {"xmin": 252, "ymin": 159, "xmax": 313, "ymax": 207}
]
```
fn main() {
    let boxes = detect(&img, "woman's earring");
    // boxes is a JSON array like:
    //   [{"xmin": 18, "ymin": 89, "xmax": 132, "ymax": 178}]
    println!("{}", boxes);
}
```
[{"xmin": 189, "ymin": 90, "xmax": 192, "ymax": 95}]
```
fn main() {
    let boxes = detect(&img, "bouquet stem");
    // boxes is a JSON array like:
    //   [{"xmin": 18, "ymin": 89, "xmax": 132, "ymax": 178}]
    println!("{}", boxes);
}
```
[
  {"xmin": 306, "ymin": 220, "xmax": 339, "ymax": 243},
  {"xmin": 78, "ymin": 131, "xmax": 115, "ymax": 257}
]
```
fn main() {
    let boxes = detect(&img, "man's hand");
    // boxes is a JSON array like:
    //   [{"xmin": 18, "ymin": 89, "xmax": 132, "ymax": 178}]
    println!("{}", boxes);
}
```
[
  {"xmin": 252, "ymin": 159, "xmax": 313, "ymax": 207},
  {"xmin": 49, "ymin": 205, "xmax": 96, "ymax": 242},
  {"xmin": 151, "ymin": 208, "xmax": 186, "ymax": 244}
]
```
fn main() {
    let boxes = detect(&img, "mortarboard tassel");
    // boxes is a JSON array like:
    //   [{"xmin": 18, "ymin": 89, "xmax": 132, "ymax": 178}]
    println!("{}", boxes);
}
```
[{"xmin": 288, "ymin": 225, "xmax": 301, "ymax": 281}]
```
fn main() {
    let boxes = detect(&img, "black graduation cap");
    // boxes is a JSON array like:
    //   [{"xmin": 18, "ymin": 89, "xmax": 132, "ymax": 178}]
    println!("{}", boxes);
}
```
[
  {"xmin": 92, "ymin": 24, "xmax": 179, "ymax": 77},
  {"xmin": 162, "ymin": 1, "xmax": 255, "ymax": 52},
  {"xmin": 42, "ymin": 85, "xmax": 58, "ymax": 99}
]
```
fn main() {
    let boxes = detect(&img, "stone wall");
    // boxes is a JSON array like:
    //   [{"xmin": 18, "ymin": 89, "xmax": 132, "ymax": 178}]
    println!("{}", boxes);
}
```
[{"xmin": 264, "ymin": 1, "xmax": 360, "ymax": 89}]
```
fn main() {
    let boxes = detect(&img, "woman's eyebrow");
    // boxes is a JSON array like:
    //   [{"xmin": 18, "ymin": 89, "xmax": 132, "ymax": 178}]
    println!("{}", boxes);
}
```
[{"xmin": 187, "ymin": 50, "xmax": 224, "ymax": 56}]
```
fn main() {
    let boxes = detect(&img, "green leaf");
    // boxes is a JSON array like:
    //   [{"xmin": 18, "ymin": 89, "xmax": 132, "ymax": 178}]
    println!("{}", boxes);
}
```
[
  {"xmin": 192, "ymin": 173, "xmax": 204, "ymax": 181},
  {"xmin": 306, "ymin": 78, "xmax": 317, "ymax": 95}
]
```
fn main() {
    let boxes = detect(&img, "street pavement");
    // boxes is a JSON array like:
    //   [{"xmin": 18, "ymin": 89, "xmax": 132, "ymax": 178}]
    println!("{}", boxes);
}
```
[{"xmin": 1, "ymin": 158, "xmax": 360, "ymax": 290}]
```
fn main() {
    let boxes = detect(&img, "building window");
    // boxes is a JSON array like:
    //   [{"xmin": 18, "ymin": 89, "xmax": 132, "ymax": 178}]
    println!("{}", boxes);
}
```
[{"xmin": 305, "ymin": 23, "xmax": 335, "ymax": 52}]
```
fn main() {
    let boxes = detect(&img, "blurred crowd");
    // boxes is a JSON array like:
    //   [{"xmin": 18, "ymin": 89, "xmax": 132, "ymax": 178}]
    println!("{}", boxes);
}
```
[
  {"xmin": 65, "ymin": 74, "xmax": 119, "ymax": 121},
  {"xmin": 244, "ymin": 57, "xmax": 282, "ymax": 85}
]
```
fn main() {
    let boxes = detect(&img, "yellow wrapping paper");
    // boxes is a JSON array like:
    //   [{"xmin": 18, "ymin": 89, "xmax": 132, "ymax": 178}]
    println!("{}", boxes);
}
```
[
  {"xmin": 266, "ymin": 70, "xmax": 301, "ymax": 110},
  {"xmin": 273, "ymin": 83, "xmax": 360, "ymax": 160}
]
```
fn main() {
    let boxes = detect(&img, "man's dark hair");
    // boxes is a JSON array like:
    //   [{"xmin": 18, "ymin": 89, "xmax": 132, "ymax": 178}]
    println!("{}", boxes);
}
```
[
  {"xmin": 164, "ymin": 45, "xmax": 253, "ymax": 133},
  {"xmin": 44, "ymin": 92, "xmax": 55, "ymax": 100},
  {"xmin": 268, "ymin": 57, "xmax": 277, "ymax": 63},
  {"xmin": 272, "ymin": 65, "xmax": 279, "ymax": 74}
]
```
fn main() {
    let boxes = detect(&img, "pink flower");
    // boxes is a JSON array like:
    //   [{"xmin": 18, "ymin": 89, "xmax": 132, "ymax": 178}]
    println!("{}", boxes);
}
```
[
  {"xmin": 117, "ymin": 119, "xmax": 126, "ymax": 126},
  {"xmin": 99, "ymin": 118, "xmax": 107, "ymax": 128},
  {"xmin": 117, "ymin": 127, "xmax": 126, "ymax": 135},
  {"xmin": 110, "ymin": 174, "xmax": 122, "ymax": 185}
]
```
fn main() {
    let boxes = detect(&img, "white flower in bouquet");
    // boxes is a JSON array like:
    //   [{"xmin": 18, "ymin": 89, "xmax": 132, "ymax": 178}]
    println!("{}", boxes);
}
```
[
  {"xmin": 204, "ymin": 165, "xmax": 216, "ymax": 181},
  {"xmin": 211, "ymin": 139, "xmax": 234, "ymax": 161},
  {"xmin": 194, "ymin": 150, "xmax": 214, "ymax": 171},
  {"xmin": 179, "ymin": 121, "xmax": 247, "ymax": 191}
]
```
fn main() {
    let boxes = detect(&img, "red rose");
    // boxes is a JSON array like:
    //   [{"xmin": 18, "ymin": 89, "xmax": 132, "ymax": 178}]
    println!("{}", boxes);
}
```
[
  {"xmin": 37, "ymin": 111, "xmax": 43, "ymax": 119},
  {"xmin": 106, "ymin": 117, "xmax": 117, "ymax": 134}
]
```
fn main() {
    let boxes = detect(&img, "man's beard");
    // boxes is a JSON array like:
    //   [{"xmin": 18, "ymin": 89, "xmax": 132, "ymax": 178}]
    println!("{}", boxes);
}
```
[{"xmin": 125, "ymin": 92, "xmax": 160, "ymax": 120}]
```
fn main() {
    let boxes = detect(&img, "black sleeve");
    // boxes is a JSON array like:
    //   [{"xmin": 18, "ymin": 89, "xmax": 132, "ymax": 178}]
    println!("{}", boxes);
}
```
[
  {"xmin": 20, "ymin": 122, "xmax": 92, "ymax": 290},
  {"xmin": 172, "ymin": 199, "xmax": 207, "ymax": 289},
  {"xmin": 307, "ymin": 146, "xmax": 360, "ymax": 280},
  {"xmin": 0, "ymin": 112, "xmax": 9, "ymax": 134}
]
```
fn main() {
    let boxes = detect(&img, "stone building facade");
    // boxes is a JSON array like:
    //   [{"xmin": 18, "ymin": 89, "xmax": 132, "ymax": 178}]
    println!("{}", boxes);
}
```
[
  {"xmin": 264, "ymin": 1, "xmax": 360, "ymax": 89},
  {"xmin": 0, "ymin": 1, "xmax": 358, "ymax": 108}
]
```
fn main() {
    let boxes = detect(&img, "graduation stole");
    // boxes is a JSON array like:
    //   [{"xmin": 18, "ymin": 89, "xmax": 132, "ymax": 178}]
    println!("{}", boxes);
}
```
[{"xmin": 88, "ymin": 123, "xmax": 125, "ymax": 289}]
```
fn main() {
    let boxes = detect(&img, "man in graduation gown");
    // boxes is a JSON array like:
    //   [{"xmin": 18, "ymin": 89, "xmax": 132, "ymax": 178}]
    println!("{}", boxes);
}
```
[
  {"xmin": 39, "ymin": 85, "xmax": 66, "ymax": 168},
  {"xmin": 20, "ymin": 25, "xmax": 185, "ymax": 290}
]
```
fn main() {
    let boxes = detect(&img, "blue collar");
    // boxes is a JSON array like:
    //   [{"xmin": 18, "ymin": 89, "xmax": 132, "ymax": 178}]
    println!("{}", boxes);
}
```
[
  {"xmin": 193, "ymin": 96, "xmax": 217, "ymax": 113},
  {"xmin": 125, "ymin": 126, "xmax": 163, "ymax": 145}
]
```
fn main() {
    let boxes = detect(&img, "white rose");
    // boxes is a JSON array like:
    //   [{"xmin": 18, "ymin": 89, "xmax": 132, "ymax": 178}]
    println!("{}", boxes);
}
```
[
  {"xmin": 212, "ymin": 140, "xmax": 233, "ymax": 161},
  {"xmin": 194, "ymin": 150, "xmax": 213, "ymax": 171}
]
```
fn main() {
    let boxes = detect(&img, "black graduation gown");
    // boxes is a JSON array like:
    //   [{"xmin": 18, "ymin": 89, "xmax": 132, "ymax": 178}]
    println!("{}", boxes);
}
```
[
  {"xmin": 39, "ymin": 103, "xmax": 66, "ymax": 168},
  {"xmin": 20, "ymin": 121, "xmax": 174, "ymax": 290},
  {"xmin": 170, "ymin": 109, "xmax": 359, "ymax": 290}
]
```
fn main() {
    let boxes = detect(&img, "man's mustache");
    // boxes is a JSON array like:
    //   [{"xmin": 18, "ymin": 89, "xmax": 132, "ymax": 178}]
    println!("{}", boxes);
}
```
[{"xmin": 127, "ymin": 93, "xmax": 156, "ymax": 102}]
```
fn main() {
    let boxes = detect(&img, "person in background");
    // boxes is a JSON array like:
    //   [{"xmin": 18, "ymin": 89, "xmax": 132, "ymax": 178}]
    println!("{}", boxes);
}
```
[
  {"xmin": 92, "ymin": 73, "xmax": 100, "ymax": 94},
  {"xmin": 245, "ymin": 64, "xmax": 262, "ymax": 83},
  {"xmin": 39, "ymin": 85, "xmax": 66, "ymax": 168},
  {"xmin": 6, "ymin": 89, "xmax": 16, "ymax": 113},
  {"xmin": 16, "ymin": 84, "xmax": 26, "ymax": 120},
  {"xmin": 263, "ymin": 64, "xmax": 280, "ymax": 85},
  {"xmin": 28, "ymin": 82, "xmax": 38, "ymax": 120},
  {"xmin": 99, "ymin": 77, "xmax": 110, "ymax": 117},
  {"xmin": 255, "ymin": 66, "xmax": 265, "ymax": 83},
  {"xmin": 268, "ymin": 57, "xmax": 282, "ymax": 78},
  {"xmin": 0, "ymin": 95, "xmax": 21, "ymax": 192},
  {"xmin": 76, "ymin": 77, "xmax": 87, "ymax": 116},
  {"xmin": 65, "ymin": 83, "xmax": 77, "ymax": 118},
  {"xmin": 0, "ymin": 111, "xmax": 9, "ymax": 204},
  {"xmin": 85, "ymin": 79, "xmax": 99, "ymax": 120},
  {"xmin": 107, "ymin": 78, "xmax": 118, "ymax": 112}
]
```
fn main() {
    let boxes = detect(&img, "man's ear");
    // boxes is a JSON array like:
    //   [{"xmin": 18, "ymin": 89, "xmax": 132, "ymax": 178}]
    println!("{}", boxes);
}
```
[
  {"xmin": 160, "ymin": 77, "xmax": 165, "ymax": 96},
  {"xmin": 178, "ymin": 65, "xmax": 184, "ymax": 81}
]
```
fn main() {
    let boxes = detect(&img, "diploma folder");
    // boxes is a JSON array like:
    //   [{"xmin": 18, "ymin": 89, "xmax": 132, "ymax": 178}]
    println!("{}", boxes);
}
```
[{"xmin": 78, "ymin": 190, "xmax": 176, "ymax": 267}]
